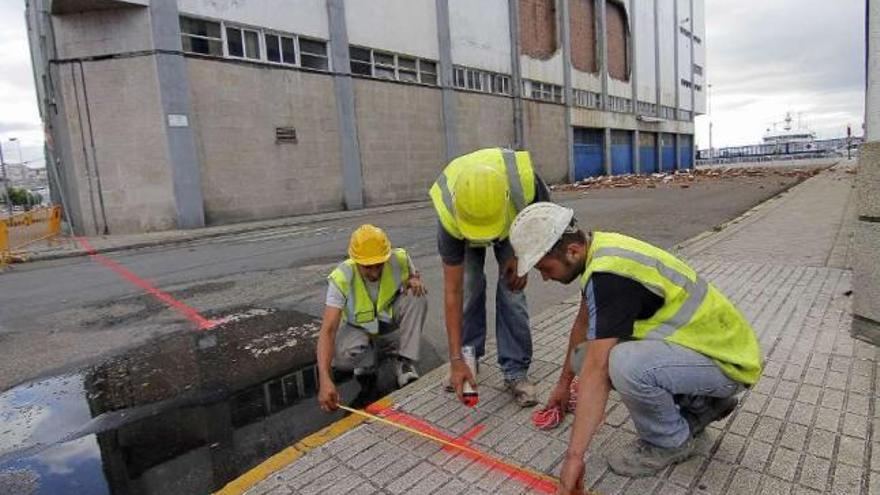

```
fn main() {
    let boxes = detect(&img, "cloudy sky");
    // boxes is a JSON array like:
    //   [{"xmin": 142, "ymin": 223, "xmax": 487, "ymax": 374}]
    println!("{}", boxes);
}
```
[{"xmin": 0, "ymin": 0, "xmax": 867, "ymax": 167}]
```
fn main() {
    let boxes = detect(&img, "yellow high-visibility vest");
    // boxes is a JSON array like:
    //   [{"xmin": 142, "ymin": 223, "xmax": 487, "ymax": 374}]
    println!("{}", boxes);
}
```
[
  {"xmin": 429, "ymin": 147, "xmax": 537, "ymax": 240},
  {"xmin": 580, "ymin": 232, "xmax": 763, "ymax": 385},
  {"xmin": 328, "ymin": 248, "xmax": 410, "ymax": 334}
]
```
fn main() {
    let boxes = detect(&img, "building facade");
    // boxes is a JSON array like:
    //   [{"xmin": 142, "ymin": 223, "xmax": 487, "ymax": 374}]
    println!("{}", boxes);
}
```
[
  {"xmin": 851, "ymin": 0, "xmax": 880, "ymax": 344},
  {"xmin": 26, "ymin": 0, "xmax": 706, "ymax": 235}
]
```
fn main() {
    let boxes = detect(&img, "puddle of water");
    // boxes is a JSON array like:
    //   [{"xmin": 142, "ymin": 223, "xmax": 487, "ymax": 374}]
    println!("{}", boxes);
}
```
[{"xmin": 0, "ymin": 309, "xmax": 390, "ymax": 495}]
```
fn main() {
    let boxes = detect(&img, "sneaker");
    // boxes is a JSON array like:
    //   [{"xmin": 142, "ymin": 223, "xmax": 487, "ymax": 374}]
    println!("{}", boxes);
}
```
[
  {"xmin": 681, "ymin": 396, "xmax": 739, "ymax": 437},
  {"xmin": 394, "ymin": 358, "xmax": 419, "ymax": 388},
  {"xmin": 504, "ymin": 377, "xmax": 538, "ymax": 407},
  {"xmin": 607, "ymin": 438, "xmax": 696, "ymax": 477}
]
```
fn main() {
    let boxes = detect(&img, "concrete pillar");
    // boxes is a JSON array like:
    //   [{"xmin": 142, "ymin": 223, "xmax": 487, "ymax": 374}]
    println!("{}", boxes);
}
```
[
  {"xmin": 436, "ymin": 0, "xmax": 457, "ymax": 162},
  {"xmin": 327, "ymin": 0, "xmax": 364, "ymax": 210},
  {"xmin": 630, "ymin": 0, "xmax": 638, "ymax": 115},
  {"xmin": 656, "ymin": 131, "xmax": 664, "ymax": 172},
  {"xmin": 150, "ymin": 0, "xmax": 205, "ymax": 229},
  {"xmin": 604, "ymin": 127, "xmax": 612, "ymax": 175},
  {"xmin": 561, "ymin": 0, "xmax": 574, "ymax": 182},
  {"xmin": 597, "ymin": 0, "xmax": 609, "ymax": 111},
  {"xmin": 654, "ymin": 0, "xmax": 662, "ymax": 117},
  {"xmin": 851, "ymin": 0, "xmax": 880, "ymax": 344},
  {"xmin": 673, "ymin": 0, "xmax": 680, "ymax": 117},
  {"xmin": 508, "ymin": 0, "xmax": 525, "ymax": 148},
  {"xmin": 633, "ymin": 129, "xmax": 641, "ymax": 174},
  {"xmin": 674, "ymin": 133, "xmax": 682, "ymax": 170}
]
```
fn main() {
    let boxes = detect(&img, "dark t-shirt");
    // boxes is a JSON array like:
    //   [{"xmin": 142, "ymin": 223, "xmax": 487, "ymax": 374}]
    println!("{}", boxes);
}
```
[
  {"xmin": 437, "ymin": 172, "xmax": 552, "ymax": 265},
  {"xmin": 583, "ymin": 272, "xmax": 664, "ymax": 340}
]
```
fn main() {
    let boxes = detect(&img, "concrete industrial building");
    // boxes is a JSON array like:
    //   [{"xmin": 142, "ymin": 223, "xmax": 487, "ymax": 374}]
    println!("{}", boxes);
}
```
[
  {"xmin": 26, "ymin": 0, "xmax": 705, "ymax": 235},
  {"xmin": 851, "ymin": 0, "xmax": 880, "ymax": 345}
]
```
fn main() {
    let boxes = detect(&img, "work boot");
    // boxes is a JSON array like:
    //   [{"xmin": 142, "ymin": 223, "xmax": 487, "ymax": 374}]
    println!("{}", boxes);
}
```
[
  {"xmin": 607, "ymin": 438, "xmax": 696, "ymax": 477},
  {"xmin": 394, "ymin": 358, "xmax": 419, "ymax": 388},
  {"xmin": 504, "ymin": 377, "xmax": 538, "ymax": 407},
  {"xmin": 681, "ymin": 396, "xmax": 739, "ymax": 437}
]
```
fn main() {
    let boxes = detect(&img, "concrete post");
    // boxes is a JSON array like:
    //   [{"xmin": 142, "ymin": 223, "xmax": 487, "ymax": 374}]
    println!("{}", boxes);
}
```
[
  {"xmin": 327, "ymin": 0, "xmax": 364, "ymax": 210},
  {"xmin": 150, "ymin": 0, "xmax": 206, "ymax": 229},
  {"xmin": 674, "ymin": 133, "xmax": 682, "ymax": 170},
  {"xmin": 673, "ymin": 0, "xmax": 680, "ymax": 118},
  {"xmin": 436, "ymin": 0, "xmax": 457, "ymax": 162},
  {"xmin": 508, "ymin": 0, "xmax": 525, "ymax": 148},
  {"xmin": 851, "ymin": 0, "xmax": 880, "ymax": 344},
  {"xmin": 630, "ymin": 0, "xmax": 638, "ymax": 116},
  {"xmin": 657, "ymin": 132, "xmax": 664, "ymax": 172},
  {"xmin": 604, "ymin": 128, "xmax": 612, "ymax": 175},
  {"xmin": 654, "ymin": 0, "xmax": 662, "ymax": 117},
  {"xmin": 561, "ymin": 0, "xmax": 574, "ymax": 182},
  {"xmin": 597, "ymin": 0, "xmax": 608, "ymax": 111},
  {"xmin": 633, "ymin": 129, "xmax": 641, "ymax": 174}
]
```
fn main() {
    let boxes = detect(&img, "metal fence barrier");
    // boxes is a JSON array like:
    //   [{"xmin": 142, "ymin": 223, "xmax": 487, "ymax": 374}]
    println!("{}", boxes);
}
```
[{"xmin": 0, "ymin": 206, "xmax": 62, "ymax": 265}]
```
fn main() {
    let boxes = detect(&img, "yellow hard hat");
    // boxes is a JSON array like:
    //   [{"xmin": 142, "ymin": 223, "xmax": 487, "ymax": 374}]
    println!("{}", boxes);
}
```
[
  {"xmin": 453, "ymin": 164, "xmax": 509, "ymax": 242},
  {"xmin": 348, "ymin": 224, "xmax": 391, "ymax": 265}
]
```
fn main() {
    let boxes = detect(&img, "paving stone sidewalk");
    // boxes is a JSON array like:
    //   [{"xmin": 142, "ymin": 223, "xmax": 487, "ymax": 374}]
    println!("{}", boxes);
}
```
[{"xmin": 243, "ymin": 165, "xmax": 877, "ymax": 495}]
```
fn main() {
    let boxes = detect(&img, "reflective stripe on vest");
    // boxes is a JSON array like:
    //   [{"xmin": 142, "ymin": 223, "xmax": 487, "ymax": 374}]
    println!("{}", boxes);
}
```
[
  {"xmin": 580, "ymin": 232, "xmax": 763, "ymax": 385},
  {"xmin": 328, "ymin": 248, "xmax": 410, "ymax": 334},
  {"xmin": 430, "ymin": 147, "xmax": 535, "ymax": 240},
  {"xmin": 590, "ymin": 246, "xmax": 710, "ymax": 340}
]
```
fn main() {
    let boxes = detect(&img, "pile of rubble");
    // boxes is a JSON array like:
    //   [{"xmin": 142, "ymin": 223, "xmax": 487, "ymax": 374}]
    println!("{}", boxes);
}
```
[{"xmin": 550, "ymin": 166, "xmax": 822, "ymax": 192}]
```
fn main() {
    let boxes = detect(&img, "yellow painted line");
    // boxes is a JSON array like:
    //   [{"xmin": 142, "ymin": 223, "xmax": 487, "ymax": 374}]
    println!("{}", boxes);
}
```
[{"xmin": 213, "ymin": 397, "xmax": 393, "ymax": 495}]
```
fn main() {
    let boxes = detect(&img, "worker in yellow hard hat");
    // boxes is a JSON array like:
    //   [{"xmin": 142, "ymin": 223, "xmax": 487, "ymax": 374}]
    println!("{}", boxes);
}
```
[
  {"xmin": 317, "ymin": 224, "xmax": 427, "ymax": 412},
  {"xmin": 428, "ymin": 147, "xmax": 552, "ymax": 407}
]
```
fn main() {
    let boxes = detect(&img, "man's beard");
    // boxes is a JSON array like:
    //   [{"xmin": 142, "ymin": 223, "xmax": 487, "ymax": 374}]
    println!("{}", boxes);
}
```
[{"xmin": 557, "ymin": 256, "xmax": 582, "ymax": 285}]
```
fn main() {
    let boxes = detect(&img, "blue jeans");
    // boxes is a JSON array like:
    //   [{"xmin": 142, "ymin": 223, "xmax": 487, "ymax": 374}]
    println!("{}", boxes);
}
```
[
  {"xmin": 604, "ymin": 340, "xmax": 742, "ymax": 448},
  {"xmin": 462, "ymin": 244, "xmax": 532, "ymax": 381}
]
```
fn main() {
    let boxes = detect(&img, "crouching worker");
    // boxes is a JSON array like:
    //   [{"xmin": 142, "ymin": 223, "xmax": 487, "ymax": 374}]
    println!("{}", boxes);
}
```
[
  {"xmin": 317, "ymin": 224, "xmax": 427, "ymax": 412},
  {"xmin": 508, "ymin": 203, "xmax": 762, "ymax": 494}
]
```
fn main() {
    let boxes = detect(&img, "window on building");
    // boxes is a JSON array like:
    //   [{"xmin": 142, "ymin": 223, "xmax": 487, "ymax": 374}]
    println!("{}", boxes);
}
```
[
  {"xmin": 281, "ymin": 37, "xmax": 296, "ymax": 64},
  {"xmin": 299, "ymin": 37, "xmax": 329, "ymax": 70},
  {"xmin": 226, "ymin": 26, "xmax": 261, "ymax": 60},
  {"xmin": 573, "ymin": 89, "xmax": 602, "ymax": 109},
  {"xmin": 693, "ymin": 64, "xmax": 703, "ymax": 76},
  {"xmin": 523, "ymin": 79, "xmax": 563, "ymax": 103},
  {"xmin": 265, "ymin": 34, "xmax": 282, "ymax": 62},
  {"xmin": 681, "ymin": 78, "xmax": 692, "ymax": 89},
  {"xmin": 452, "ymin": 66, "xmax": 510, "ymax": 95},
  {"xmin": 569, "ymin": 0, "xmax": 597, "ymax": 73},
  {"xmin": 347, "ymin": 46, "xmax": 438, "ymax": 85},
  {"xmin": 350, "ymin": 46, "xmax": 372, "ymax": 75},
  {"xmin": 606, "ymin": 1, "xmax": 630, "ymax": 82},
  {"xmin": 693, "ymin": 35, "xmax": 702, "ymax": 44},
  {"xmin": 419, "ymin": 60, "xmax": 437, "ymax": 85},
  {"xmin": 180, "ymin": 17, "xmax": 223, "ymax": 56}
]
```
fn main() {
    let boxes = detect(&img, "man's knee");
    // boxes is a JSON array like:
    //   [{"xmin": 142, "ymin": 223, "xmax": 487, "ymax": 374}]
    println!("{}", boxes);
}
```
[
  {"xmin": 334, "ymin": 341, "xmax": 371, "ymax": 370},
  {"xmin": 608, "ymin": 342, "xmax": 651, "ymax": 395}
]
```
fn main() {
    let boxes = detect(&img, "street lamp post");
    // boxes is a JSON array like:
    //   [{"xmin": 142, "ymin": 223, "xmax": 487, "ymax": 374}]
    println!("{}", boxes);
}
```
[{"xmin": 0, "ymin": 142, "xmax": 12, "ymax": 216}]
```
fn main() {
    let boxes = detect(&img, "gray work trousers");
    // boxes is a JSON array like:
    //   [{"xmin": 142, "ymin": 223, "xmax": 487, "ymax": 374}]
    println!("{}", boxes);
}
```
[{"xmin": 333, "ymin": 293, "xmax": 427, "ymax": 370}]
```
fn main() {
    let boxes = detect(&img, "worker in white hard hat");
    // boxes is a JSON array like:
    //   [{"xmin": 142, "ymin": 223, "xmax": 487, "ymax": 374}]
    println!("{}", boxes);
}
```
[
  {"xmin": 508, "ymin": 203, "xmax": 762, "ymax": 494},
  {"xmin": 428, "ymin": 147, "xmax": 552, "ymax": 407}
]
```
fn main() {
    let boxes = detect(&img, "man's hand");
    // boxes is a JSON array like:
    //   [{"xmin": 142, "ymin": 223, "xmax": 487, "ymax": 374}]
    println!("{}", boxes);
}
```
[
  {"xmin": 318, "ymin": 378, "xmax": 339, "ymax": 412},
  {"xmin": 556, "ymin": 454, "xmax": 586, "ymax": 495},
  {"xmin": 502, "ymin": 257, "xmax": 528, "ymax": 292},
  {"xmin": 406, "ymin": 275, "xmax": 427, "ymax": 297},
  {"xmin": 449, "ymin": 359, "xmax": 477, "ymax": 404},
  {"xmin": 546, "ymin": 377, "xmax": 572, "ymax": 411}
]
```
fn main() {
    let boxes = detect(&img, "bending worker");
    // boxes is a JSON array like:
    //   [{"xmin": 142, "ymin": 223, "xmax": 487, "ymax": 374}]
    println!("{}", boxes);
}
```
[
  {"xmin": 429, "ymin": 147, "xmax": 550, "ymax": 407},
  {"xmin": 509, "ymin": 203, "xmax": 762, "ymax": 493},
  {"xmin": 317, "ymin": 224, "xmax": 427, "ymax": 412}
]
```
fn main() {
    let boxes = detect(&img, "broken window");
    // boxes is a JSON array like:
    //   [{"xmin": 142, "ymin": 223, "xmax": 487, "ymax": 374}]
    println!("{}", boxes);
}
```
[{"xmin": 519, "ymin": 0, "xmax": 558, "ymax": 60}]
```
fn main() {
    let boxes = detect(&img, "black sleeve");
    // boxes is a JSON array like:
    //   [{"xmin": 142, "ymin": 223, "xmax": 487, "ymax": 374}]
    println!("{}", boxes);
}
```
[
  {"xmin": 585, "ymin": 272, "xmax": 664, "ymax": 340},
  {"xmin": 437, "ymin": 220, "xmax": 466, "ymax": 265},
  {"xmin": 532, "ymin": 173, "xmax": 552, "ymax": 203}
]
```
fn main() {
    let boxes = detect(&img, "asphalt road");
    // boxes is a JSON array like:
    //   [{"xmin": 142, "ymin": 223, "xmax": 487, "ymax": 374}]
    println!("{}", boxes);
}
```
[{"xmin": 0, "ymin": 171, "xmax": 814, "ymax": 391}]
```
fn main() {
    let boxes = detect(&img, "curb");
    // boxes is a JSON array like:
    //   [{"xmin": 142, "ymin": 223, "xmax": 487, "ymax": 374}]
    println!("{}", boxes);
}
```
[{"xmin": 27, "ymin": 201, "xmax": 432, "ymax": 262}]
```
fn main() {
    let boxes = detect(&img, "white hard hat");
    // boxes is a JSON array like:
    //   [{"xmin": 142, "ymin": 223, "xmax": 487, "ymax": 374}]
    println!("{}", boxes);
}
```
[{"xmin": 510, "ymin": 203, "xmax": 575, "ymax": 277}]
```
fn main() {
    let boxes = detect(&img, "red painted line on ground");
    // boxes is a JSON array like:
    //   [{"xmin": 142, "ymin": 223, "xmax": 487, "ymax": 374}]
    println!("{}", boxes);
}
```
[
  {"xmin": 365, "ymin": 402, "xmax": 557, "ymax": 493},
  {"xmin": 75, "ymin": 237, "xmax": 217, "ymax": 330}
]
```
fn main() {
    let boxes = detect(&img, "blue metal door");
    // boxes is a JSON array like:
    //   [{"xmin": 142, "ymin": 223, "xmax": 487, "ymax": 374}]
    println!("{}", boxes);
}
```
[
  {"xmin": 639, "ymin": 132, "xmax": 658, "ymax": 174},
  {"xmin": 610, "ymin": 130, "xmax": 634, "ymax": 175},
  {"xmin": 661, "ymin": 133, "xmax": 676, "ymax": 172},
  {"xmin": 679, "ymin": 134, "xmax": 693, "ymax": 169},
  {"xmin": 573, "ymin": 128, "xmax": 604, "ymax": 180}
]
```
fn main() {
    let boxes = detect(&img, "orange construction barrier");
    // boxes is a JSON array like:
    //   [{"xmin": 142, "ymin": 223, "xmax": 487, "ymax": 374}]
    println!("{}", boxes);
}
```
[{"xmin": 0, "ymin": 205, "xmax": 63, "ymax": 265}]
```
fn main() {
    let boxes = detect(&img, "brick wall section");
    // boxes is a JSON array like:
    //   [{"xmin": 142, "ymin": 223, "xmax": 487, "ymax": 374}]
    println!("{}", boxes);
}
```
[
  {"xmin": 569, "ymin": 0, "xmax": 597, "ymax": 73},
  {"xmin": 606, "ymin": 0, "xmax": 629, "ymax": 81},
  {"xmin": 524, "ymin": 101, "xmax": 568, "ymax": 183},
  {"xmin": 519, "ymin": 0, "xmax": 558, "ymax": 60},
  {"xmin": 187, "ymin": 59, "xmax": 345, "ymax": 225},
  {"xmin": 454, "ymin": 92, "xmax": 515, "ymax": 155},
  {"xmin": 353, "ymin": 79, "xmax": 446, "ymax": 207}
]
